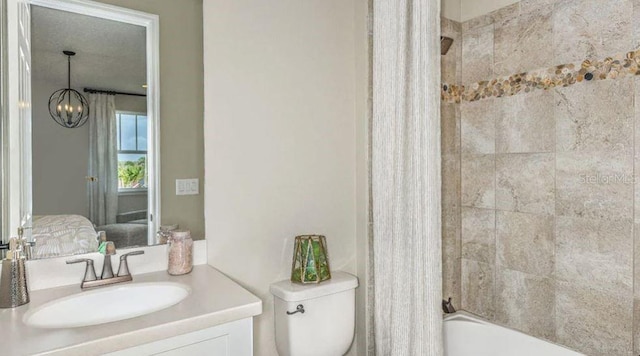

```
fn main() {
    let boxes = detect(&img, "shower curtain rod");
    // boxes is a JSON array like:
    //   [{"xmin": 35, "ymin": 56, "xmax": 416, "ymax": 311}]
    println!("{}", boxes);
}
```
[{"xmin": 83, "ymin": 88, "xmax": 147, "ymax": 97}]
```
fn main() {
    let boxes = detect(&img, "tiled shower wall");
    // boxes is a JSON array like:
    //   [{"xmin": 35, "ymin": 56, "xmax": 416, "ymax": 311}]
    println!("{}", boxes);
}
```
[
  {"xmin": 441, "ymin": 15, "xmax": 462, "ymax": 311},
  {"xmin": 441, "ymin": 0, "xmax": 640, "ymax": 355}
]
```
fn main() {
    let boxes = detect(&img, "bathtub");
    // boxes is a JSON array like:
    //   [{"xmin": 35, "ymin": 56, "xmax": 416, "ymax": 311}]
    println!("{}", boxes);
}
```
[{"xmin": 444, "ymin": 312, "xmax": 584, "ymax": 356}]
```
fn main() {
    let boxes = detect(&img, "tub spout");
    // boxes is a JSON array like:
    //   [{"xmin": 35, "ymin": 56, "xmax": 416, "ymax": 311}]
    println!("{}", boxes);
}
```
[{"xmin": 442, "ymin": 297, "xmax": 456, "ymax": 314}]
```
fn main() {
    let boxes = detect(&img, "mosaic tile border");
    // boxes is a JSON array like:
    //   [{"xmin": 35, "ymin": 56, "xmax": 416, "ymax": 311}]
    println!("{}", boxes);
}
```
[{"xmin": 441, "ymin": 49, "xmax": 640, "ymax": 103}]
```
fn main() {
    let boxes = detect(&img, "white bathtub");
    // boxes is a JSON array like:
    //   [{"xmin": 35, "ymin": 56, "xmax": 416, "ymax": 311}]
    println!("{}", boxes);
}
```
[{"xmin": 444, "ymin": 312, "xmax": 584, "ymax": 356}]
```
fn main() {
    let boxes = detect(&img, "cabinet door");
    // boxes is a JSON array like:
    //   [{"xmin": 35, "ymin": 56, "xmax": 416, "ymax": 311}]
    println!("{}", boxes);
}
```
[
  {"xmin": 106, "ymin": 318, "xmax": 253, "ymax": 356},
  {"xmin": 152, "ymin": 335, "xmax": 228, "ymax": 356}
]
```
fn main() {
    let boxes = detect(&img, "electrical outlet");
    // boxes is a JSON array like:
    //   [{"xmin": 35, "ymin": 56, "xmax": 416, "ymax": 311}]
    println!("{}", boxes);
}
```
[{"xmin": 176, "ymin": 179, "xmax": 199, "ymax": 195}]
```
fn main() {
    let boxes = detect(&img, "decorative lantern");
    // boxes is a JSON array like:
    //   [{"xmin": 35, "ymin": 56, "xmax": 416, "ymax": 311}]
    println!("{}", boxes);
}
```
[
  {"xmin": 290, "ymin": 235, "xmax": 331, "ymax": 284},
  {"xmin": 48, "ymin": 51, "xmax": 90, "ymax": 128}
]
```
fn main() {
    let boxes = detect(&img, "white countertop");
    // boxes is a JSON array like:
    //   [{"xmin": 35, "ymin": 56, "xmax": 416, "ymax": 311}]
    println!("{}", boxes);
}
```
[{"xmin": 0, "ymin": 265, "xmax": 262, "ymax": 356}]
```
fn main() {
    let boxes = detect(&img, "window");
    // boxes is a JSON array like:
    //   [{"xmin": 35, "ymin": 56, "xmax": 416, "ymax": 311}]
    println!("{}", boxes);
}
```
[{"xmin": 116, "ymin": 112, "xmax": 148, "ymax": 191}]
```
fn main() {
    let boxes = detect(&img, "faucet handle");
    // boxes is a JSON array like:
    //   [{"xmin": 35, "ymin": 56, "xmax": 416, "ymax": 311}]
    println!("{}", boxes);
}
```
[
  {"xmin": 66, "ymin": 258, "xmax": 98, "ymax": 282},
  {"xmin": 117, "ymin": 250, "xmax": 145, "ymax": 277}
]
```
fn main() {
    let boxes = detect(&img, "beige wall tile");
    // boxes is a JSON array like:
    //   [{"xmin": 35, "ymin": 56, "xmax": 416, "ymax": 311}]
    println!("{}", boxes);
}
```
[
  {"xmin": 442, "ymin": 222, "xmax": 462, "ymax": 304},
  {"xmin": 635, "ymin": 77, "xmax": 640, "ymax": 224},
  {"xmin": 553, "ymin": 0, "xmax": 633, "ymax": 64},
  {"xmin": 634, "ymin": 0, "xmax": 640, "ymax": 49},
  {"xmin": 520, "ymin": 0, "xmax": 556, "ymax": 14},
  {"xmin": 556, "ymin": 216, "xmax": 633, "ymax": 295},
  {"xmin": 555, "ymin": 78, "xmax": 633, "ymax": 154},
  {"xmin": 635, "ymin": 299, "xmax": 640, "ymax": 355},
  {"xmin": 494, "ymin": 6, "xmax": 553, "ymax": 76},
  {"xmin": 442, "ymin": 203, "xmax": 460, "ymax": 263},
  {"xmin": 441, "ymin": 49, "xmax": 458, "ymax": 86},
  {"xmin": 490, "ymin": 3, "xmax": 520, "ymax": 28},
  {"xmin": 496, "ymin": 211, "xmax": 554, "ymax": 277},
  {"xmin": 441, "ymin": 17, "xmax": 461, "ymax": 85},
  {"xmin": 461, "ymin": 259, "xmax": 495, "ymax": 319},
  {"xmin": 441, "ymin": 47, "xmax": 459, "ymax": 85},
  {"xmin": 450, "ymin": 1, "xmax": 640, "ymax": 354},
  {"xmin": 635, "ymin": 226, "xmax": 640, "ymax": 299},
  {"xmin": 442, "ymin": 154, "xmax": 461, "ymax": 302},
  {"xmin": 461, "ymin": 207, "xmax": 495, "ymax": 263},
  {"xmin": 442, "ymin": 17, "xmax": 462, "ymax": 35},
  {"xmin": 556, "ymin": 281, "xmax": 633, "ymax": 356},
  {"xmin": 556, "ymin": 150, "xmax": 633, "ymax": 222},
  {"xmin": 442, "ymin": 154, "xmax": 461, "ymax": 210},
  {"xmin": 496, "ymin": 153, "xmax": 555, "ymax": 215},
  {"xmin": 461, "ymin": 98, "xmax": 497, "ymax": 154},
  {"xmin": 495, "ymin": 268, "xmax": 555, "ymax": 341},
  {"xmin": 461, "ymin": 24, "xmax": 494, "ymax": 83},
  {"xmin": 443, "ymin": 257, "xmax": 461, "ymax": 304},
  {"xmin": 441, "ymin": 15, "xmax": 462, "ymax": 315},
  {"xmin": 441, "ymin": 16, "xmax": 462, "ymax": 309},
  {"xmin": 461, "ymin": 13, "xmax": 493, "ymax": 32},
  {"xmin": 442, "ymin": 102, "xmax": 460, "ymax": 154},
  {"xmin": 461, "ymin": 154, "xmax": 495, "ymax": 208},
  {"xmin": 496, "ymin": 90, "xmax": 555, "ymax": 153}
]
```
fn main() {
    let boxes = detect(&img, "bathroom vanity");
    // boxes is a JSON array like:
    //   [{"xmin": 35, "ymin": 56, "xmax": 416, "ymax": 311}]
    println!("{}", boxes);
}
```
[{"xmin": 0, "ymin": 265, "xmax": 262, "ymax": 355}]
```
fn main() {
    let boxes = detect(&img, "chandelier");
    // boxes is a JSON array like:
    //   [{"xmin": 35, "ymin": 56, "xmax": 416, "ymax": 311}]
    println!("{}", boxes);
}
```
[{"xmin": 48, "ymin": 50, "xmax": 90, "ymax": 128}]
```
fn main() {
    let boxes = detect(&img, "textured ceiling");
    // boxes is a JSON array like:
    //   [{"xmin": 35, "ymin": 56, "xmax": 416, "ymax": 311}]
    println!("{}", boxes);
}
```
[{"xmin": 32, "ymin": 5, "xmax": 147, "ymax": 95}]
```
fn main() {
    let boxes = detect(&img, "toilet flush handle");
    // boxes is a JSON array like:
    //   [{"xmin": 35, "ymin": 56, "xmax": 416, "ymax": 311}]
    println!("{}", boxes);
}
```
[{"xmin": 286, "ymin": 304, "xmax": 305, "ymax": 315}]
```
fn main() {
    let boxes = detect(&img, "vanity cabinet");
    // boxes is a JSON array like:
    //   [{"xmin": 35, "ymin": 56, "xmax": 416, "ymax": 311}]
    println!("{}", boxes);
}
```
[{"xmin": 105, "ymin": 318, "xmax": 253, "ymax": 356}]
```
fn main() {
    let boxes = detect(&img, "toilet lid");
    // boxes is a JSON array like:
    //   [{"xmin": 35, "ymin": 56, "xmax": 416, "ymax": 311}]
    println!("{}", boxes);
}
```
[{"xmin": 269, "ymin": 271, "xmax": 358, "ymax": 302}]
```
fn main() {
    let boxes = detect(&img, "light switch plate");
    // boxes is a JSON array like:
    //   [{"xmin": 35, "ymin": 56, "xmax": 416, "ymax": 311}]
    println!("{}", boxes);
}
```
[{"xmin": 176, "ymin": 178, "xmax": 199, "ymax": 195}]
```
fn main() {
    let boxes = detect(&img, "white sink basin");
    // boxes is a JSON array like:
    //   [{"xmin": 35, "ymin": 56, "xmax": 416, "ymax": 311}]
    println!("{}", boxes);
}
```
[{"xmin": 23, "ymin": 282, "xmax": 190, "ymax": 328}]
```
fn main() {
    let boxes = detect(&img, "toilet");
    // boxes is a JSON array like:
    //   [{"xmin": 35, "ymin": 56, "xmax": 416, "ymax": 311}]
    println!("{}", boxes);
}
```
[{"xmin": 270, "ymin": 271, "xmax": 359, "ymax": 356}]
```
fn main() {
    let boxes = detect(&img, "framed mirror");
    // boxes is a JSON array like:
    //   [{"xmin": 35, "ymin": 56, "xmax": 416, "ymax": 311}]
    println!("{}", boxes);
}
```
[
  {"xmin": 4, "ymin": 0, "xmax": 161, "ymax": 258},
  {"xmin": 0, "ymin": 0, "xmax": 7, "ymax": 247}
]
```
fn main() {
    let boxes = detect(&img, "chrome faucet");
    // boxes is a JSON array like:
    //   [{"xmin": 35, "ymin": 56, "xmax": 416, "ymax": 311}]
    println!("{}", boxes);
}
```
[
  {"xmin": 17, "ymin": 227, "xmax": 36, "ymax": 260},
  {"xmin": 67, "ymin": 246, "xmax": 144, "ymax": 290}
]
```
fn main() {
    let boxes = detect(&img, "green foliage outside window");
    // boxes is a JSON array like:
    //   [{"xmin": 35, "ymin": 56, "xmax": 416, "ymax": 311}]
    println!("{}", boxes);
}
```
[{"xmin": 118, "ymin": 156, "xmax": 146, "ymax": 189}]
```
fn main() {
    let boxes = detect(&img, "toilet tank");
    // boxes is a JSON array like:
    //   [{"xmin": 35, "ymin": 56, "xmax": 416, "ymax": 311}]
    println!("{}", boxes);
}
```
[{"xmin": 270, "ymin": 271, "xmax": 358, "ymax": 356}]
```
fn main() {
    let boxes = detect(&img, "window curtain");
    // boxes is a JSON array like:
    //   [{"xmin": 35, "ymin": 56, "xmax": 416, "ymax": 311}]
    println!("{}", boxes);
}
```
[
  {"xmin": 87, "ymin": 93, "xmax": 118, "ymax": 227},
  {"xmin": 371, "ymin": 0, "xmax": 442, "ymax": 354}
]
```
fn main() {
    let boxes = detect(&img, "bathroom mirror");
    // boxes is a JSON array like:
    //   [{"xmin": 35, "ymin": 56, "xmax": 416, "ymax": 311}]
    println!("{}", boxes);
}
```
[
  {"xmin": 0, "ymin": 0, "xmax": 6, "ymax": 249},
  {"xmin": 2, "ymin": 0, "xmax": 205, "ymax": 258}
]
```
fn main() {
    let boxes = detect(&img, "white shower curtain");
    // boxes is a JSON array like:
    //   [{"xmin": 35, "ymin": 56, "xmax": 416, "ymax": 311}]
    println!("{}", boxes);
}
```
[
  {"xmin": 87, "ymin": 93, "xmax": 118, "ymax": 227},
  {"xmin": 371, "ymin": 0, "xmax": 442, "ymax": 354}
]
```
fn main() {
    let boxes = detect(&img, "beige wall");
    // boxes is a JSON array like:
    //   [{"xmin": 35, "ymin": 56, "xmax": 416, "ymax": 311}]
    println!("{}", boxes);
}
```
[
  {"xmin": 460, "ymin": 0, "xmax": 518, "ymax": 21},
  {"xmin": 31, "ymin": 78, "xmax": 148, "ymax": 217},
  {"xmin": 203, "ymin": 0, "xmax": 367, "ymax": 354},
  {"xmin": 355, "ymin": 0, "xmax": 371, "ymax": 354},
  {"xmin": 442, "ymin": 0, "xmax": 522, "ymax": 22},
  {"xmin": 442, "ymin": 0, "xmax": 461, "ymax": 21},
  {"xmin": 444, "ymin": 0, "xmax": 640, "ymax": 355},
  {"xmin": 95, "ymin": 0, "xmax": 205, "ymax": 239},
  {"xmin": 32, "ymin": 80, "xmax": 89, "ymax": 216}
]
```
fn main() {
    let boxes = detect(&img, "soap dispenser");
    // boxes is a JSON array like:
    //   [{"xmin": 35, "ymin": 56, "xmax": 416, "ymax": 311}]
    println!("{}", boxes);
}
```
[{"xmin": 0, "ymin": 238, "xmax": 29, "ymax": 308}]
